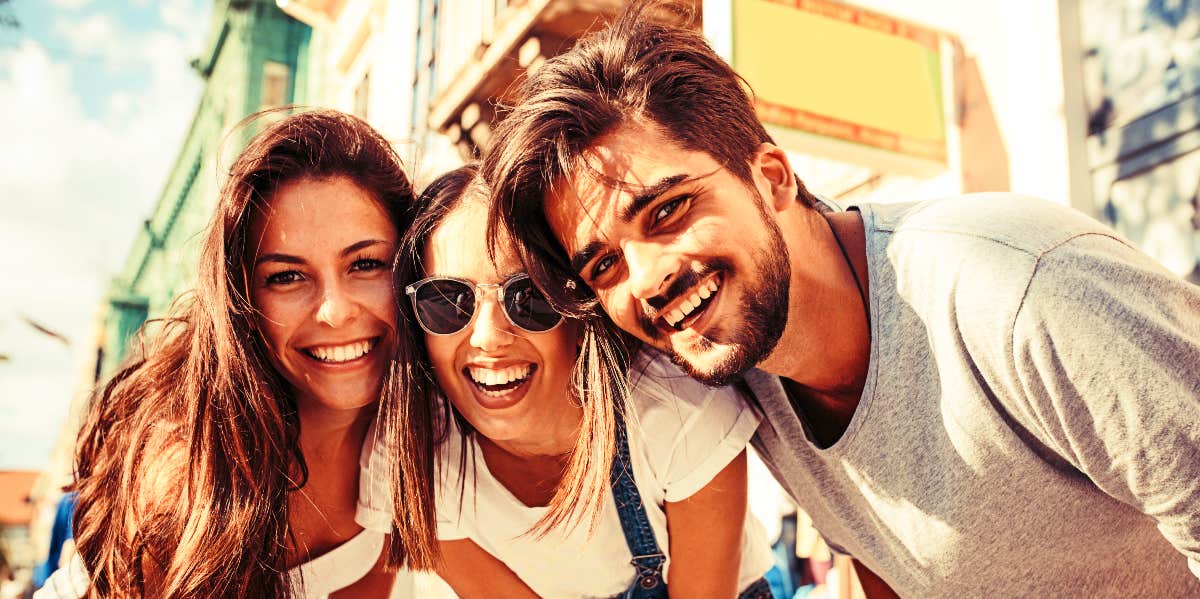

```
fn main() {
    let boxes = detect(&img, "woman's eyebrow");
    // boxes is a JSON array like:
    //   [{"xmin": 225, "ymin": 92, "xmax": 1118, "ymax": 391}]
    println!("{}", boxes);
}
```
[
  {"xmin": 254, "ymin": 239, "xmax": 393, "ymax": 267},
  {"xmin": 254, "ymin": 253, "xmax": 304, "ymax": 266},
  {"xmin": 341, "ymin": 238, "xmax": 391, "ymax": 257}
]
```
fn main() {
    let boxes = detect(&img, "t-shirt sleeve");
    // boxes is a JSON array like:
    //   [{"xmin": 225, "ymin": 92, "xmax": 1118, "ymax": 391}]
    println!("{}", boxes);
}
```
[
  {"xmin": 630, "ymin": 353, "xmax": 762, "ymax": 502},
  {"xmin": 433, "ymin": 430, "xmax": 472, "ymax": 541},
  {"xmin": 32, "ymin": 553, "xmax": 90, "ymax": 599},
  {"xmin": 356, "ymin": 415, "xmax": 474, "ymax": 541},
  {"xmin": 1010, "ymin": 233, "xmax": 1200, "ymax": 579},
  {"xmin": 355, "ymin": 419, "xmax": 395, "ymax": 533}
]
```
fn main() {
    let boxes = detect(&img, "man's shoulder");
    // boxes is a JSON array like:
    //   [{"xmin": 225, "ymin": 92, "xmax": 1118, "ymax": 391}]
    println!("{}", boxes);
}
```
[{"xmin": 860, "ymin": 192, "xmax": 1114, "ymax": 258}]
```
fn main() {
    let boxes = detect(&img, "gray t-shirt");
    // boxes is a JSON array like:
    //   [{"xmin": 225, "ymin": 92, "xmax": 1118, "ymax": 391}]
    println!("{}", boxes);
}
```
[{"xmin": 747, "ymin": 193, "xmax": 1200, "ymax": 597}]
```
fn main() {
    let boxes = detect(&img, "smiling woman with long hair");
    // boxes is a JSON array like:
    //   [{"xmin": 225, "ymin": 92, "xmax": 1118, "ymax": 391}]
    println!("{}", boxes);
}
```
[{"xmin": 39, "ymin": 109, "xmax": 440, "ymax": 598}]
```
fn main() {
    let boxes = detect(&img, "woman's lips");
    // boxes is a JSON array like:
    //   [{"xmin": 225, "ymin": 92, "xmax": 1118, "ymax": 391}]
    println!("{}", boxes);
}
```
[
  {"xmin": 299, "ymin": 336, "xmax": 382, "ymax": 369},
  {"xmin": 461, "ymin": 363, "xmax": 537, "ymax": 410}
]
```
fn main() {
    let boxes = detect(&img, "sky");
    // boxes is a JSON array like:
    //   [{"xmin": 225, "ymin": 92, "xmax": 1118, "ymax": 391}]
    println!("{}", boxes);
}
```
[{"xmin": 0, "ymin": 0, "xmax": 208, "ymax": 470}]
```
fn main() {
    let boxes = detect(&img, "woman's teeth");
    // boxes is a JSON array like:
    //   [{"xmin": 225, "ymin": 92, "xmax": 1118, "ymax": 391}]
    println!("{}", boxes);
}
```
[
  {"xmin": 664, "ymin": 279, "xmax": 719, "ymax": 328},
  {"xmin": 466, "ymin": 364, "xmax": 535, "ymax": 396},
  {"xmin": 469, "ymin": 364, "xmax": 531, "ymax": 386},
  {"xmin": 306, "ymin": 339, "xmax": 375, "ymax": 363}
]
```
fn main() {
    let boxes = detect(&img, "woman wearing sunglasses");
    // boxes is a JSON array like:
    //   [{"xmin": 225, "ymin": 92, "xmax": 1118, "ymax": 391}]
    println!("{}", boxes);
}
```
[
  {"xmin": 369, "ymin": 164, "xmax": 776, "ymax": 598},
  {"xmin": 37, "ymin": 110, "xmax": 450, "ymax": 598}
]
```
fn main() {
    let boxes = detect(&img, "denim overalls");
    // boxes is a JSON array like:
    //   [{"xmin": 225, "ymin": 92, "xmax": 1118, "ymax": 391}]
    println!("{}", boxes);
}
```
[{"xmin": 612, "ymin": 415, "xmax": 776, "ymax": 599}]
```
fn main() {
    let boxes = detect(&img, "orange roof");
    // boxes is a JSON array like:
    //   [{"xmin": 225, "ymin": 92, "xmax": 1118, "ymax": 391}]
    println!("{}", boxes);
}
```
[{"xmin": 0, "ymin": 471, "xmax": 40, "ymax": 527}]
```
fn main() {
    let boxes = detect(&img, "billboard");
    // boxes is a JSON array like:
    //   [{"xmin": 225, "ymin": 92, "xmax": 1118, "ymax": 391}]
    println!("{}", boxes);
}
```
[{"xmin": 722, "ymin": 0, "xmax": 950, "ymax": 173}]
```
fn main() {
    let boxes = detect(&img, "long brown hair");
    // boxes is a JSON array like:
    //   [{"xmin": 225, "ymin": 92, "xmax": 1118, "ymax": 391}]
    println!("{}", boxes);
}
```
[
  {"xmin": 483, "ymin": 0, "xmax": 817, "ymax": 315},
  {"xmin": 72, "ymin": 109, "xmax": 419, "ymax": 597},
  {"xmin": 389, "ymin": 164, "xmax": 630, "ymax": 546}
]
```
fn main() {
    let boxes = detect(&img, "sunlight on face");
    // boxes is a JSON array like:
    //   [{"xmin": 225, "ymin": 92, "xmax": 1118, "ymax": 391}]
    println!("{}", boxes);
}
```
[
  {"xmin": 422, "ymin": 197, "xmax": 583, "ymax": 446},
  {"xmin": 545, "ymin": 122, "xmax": 789, "ymax": 385},
  {"xmin": 249, "ymin": 176, "xmax": 399, "ymax": 413}
]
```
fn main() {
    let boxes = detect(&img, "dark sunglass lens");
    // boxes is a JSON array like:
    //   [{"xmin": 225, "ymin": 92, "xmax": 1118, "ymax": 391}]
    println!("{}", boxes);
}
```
[
  {"xmin": 414, "ymin": 279, "xmax": 475, "ymax": 334},
  {"xmin": 504, "ymin": 277, "xmax": 562, "ymax": 332}
]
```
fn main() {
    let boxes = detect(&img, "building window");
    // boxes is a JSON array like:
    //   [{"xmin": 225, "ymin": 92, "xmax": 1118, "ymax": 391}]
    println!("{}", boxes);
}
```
[
  {"xmin": 261, "ymin": 61, "xmax": 290, "ymax": 109},
  {"xmin": 354, "ymin": 72, "xmax": 370, "ymax": 119}
]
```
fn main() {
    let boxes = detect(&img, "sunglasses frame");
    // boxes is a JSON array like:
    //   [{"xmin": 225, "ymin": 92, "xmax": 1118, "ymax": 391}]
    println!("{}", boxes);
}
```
[{"xmin": 405, "ymin": 273, "xmax": 564, "ymax": 336}]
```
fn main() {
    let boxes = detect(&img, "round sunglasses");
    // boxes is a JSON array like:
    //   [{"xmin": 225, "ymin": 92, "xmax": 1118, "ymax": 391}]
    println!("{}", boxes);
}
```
[{"xmin": 405, "ymin": 273, "xmax": 563, "ymax": 336}]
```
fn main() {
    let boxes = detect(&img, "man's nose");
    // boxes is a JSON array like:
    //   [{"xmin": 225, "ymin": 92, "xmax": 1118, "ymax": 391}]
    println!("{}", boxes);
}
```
[
  {"xmin": 468, "ymin": 295, "xmax": 515, "ymax": 352},
  {"xmin": 316, "ymin": 281, "xmax": 361, "ymax": 327},
  {"xmin": 624, "ymin": 240, "xmax": 676, "ymax": 301}
]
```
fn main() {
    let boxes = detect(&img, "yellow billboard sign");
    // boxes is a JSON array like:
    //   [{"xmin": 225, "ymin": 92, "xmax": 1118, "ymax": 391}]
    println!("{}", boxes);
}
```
[{"xmin": 731, "ymin": 0, "xmax": 948, "ymax": 168}]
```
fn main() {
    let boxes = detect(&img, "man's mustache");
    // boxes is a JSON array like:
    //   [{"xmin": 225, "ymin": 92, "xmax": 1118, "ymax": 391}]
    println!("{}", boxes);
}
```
[{"xmin": 635, "ymin": 258, "xmax": 734, "ymax": 338}]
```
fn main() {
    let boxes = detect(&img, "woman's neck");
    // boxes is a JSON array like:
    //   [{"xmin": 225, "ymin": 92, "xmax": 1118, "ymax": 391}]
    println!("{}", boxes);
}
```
[
  {"xmin": 485, "ymin": 403, "xmax": 580, "ymax": 459},
  {"xmin": 296, "ymin": 401, "xmax": 376, "ymax": 466},
  {"xmin": 474, "ymin": 408, "xmax": 582, "ymax": 508},
  {"xmin": 477, "ymin": 434, "xmax": 572, "ymax": 508},
  {"xmin": 285, "ymin": 401, "xmax": 375, "ymax": 568}
]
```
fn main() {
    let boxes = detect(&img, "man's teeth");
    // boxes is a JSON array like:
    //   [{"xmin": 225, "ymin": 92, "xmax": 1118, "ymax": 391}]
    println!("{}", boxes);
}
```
[
  {"xmin": 308, "ymin": 339, "xmax": 373, "ymax": 363},
  {"xmin": 468, "ymin": 364, "xmax": 532, "ymax": 387},
  {"xmin": 664, "ymin": 279, "xmax": 720, "ymax": 327}
]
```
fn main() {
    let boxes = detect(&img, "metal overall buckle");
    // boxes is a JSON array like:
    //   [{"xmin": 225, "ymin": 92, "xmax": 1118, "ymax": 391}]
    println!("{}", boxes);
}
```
[{"xmin": 630, "ymin": 552, "xmax": 666, "ymax": 589}]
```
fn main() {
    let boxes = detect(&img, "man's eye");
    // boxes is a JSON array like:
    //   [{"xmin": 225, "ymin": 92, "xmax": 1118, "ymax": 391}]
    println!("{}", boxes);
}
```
[
  {"xmin": 265, "ymin": 270, "xmax": 303, "ymax": 286},
  {"xmin": 591, "ymin": 254, "xmax": 618, "ymax": 278},
  {"xmin": 351, "ymin": 258, "xmax": 386, "ymax": 272},
  {"xmin": 652, "ymin": 196, "xmax": 689, "ymax": 226}
]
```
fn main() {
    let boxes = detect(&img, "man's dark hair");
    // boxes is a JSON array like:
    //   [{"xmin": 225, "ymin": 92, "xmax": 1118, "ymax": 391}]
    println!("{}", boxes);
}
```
[{"xmin": 483, "ymin": 1, "xmax": 816, "ymax": 315}]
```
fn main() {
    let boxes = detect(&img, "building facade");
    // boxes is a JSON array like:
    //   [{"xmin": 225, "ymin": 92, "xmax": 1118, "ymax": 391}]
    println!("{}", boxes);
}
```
[
  {"xmin": 101, "ymin": 0, "xmax": 312, "ymax": 375},
  {"xmin": 281, "ymin": 0, "xmax": 1197, "ymax": 282},
  {"xmin": 1078, "ymin": 0, "xmax": 1200, "ymax": 281},
  {"xmin": 30, "ymin": 1, "xmax": 312, "ymax": 587}
]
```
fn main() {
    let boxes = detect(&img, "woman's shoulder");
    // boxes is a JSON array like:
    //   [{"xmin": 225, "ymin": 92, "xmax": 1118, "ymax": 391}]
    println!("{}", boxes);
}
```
[
  {"xmin": 358, "ymin": 406, "xmax": 474, "ymax": 532},
  {"xmin": 626, "ymin": 348, "xmax": 747, "ymax": 421},
  {"xmin": 623, "ymin": 349, "xmax": 761, "ymax": 501}
]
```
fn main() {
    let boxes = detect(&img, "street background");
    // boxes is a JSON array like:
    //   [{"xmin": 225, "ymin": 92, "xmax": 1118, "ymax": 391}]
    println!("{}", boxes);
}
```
[{"xmin": 2, "ymin": 0, "xmax": 1197, "ymax": 597}]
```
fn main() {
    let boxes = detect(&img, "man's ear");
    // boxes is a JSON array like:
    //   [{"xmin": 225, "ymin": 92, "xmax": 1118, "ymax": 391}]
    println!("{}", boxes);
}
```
[{"xmin": 753, "ymin": 142, "xmax": 798, "ymax": 213}]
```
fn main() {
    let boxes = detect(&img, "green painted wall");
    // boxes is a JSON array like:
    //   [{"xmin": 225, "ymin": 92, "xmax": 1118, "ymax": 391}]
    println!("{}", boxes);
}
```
[{"xmin": 101, "ymin": 0, "xmax": 310, "ymax": 375}]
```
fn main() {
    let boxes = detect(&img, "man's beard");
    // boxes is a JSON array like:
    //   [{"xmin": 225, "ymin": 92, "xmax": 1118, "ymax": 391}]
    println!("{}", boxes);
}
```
[{"xmin": 637, "ymin": 206, "xmax": 791, "ymax": 387}]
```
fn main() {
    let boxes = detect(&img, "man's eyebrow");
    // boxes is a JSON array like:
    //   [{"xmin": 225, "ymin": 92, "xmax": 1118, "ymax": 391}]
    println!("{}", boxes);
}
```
[
  {"xmin": 567, "ymin": 174, "xmax": 690, "ymax": 273},
  {"xmin": 570, "ymin": 240, "xmax": 605, "ymax": 274},
  {"xmin": 618, "ymin": 174, "xmax": 690, "ymax": 223}
]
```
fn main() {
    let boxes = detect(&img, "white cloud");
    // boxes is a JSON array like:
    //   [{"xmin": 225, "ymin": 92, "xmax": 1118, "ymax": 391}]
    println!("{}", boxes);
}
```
[
  {"xmin": 47, "ymin": 0, "xmax": 92, "ymax": 9},
  {"xmin": 52, "ymin": 13, "xmax": 121, "ymax": 63},
  {"xmin": 0, "ymin": 4, "xmax": 206, "ymax": 467},
  {"xmin": 160, "ymin": 0, "xmax": 209, "ymax": 46}
]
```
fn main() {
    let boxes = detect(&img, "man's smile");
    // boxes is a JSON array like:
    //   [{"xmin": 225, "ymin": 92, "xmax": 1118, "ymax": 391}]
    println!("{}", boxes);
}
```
[{"xmin": 661, "ymin": 274, "xmax": 721, "ymax": 330}]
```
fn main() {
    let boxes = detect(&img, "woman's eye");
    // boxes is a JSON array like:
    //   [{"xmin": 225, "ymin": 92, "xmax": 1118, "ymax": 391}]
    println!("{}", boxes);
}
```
[
  {"xmin": 351, "ymin": 258, "xmax": 386, "ymax": 272},
  {"xmin": 265, "ymin": 270, "xmax": 303, "ymax": 286}
]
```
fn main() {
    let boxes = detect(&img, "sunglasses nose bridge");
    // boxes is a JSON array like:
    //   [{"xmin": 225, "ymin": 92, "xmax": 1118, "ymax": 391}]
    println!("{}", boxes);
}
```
[
  {"xmin": 473, "ymin": 282, "xmax": 504, "ymax": 313},
  {"xmin": 468, "ymin": 283, "xmax": 519, "ymax": 351}
]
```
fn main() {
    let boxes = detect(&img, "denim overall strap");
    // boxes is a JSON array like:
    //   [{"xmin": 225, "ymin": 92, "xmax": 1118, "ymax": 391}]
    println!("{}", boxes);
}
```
[
  {"xmin": 612, "ymin": 414, "xmax": 669, "ymax": 599},
  {"xmin": 611, "ymin": 413, "xmax": 778, "ymax": 599}
]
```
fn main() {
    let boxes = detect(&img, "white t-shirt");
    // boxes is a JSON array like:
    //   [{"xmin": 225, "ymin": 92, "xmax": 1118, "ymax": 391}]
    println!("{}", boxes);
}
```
[{"xmin": 359, "ymin": 350, "xmax": 775, "ymax": 598}]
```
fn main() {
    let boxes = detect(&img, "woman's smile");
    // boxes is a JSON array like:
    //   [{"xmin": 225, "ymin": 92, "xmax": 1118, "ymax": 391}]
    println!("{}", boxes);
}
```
[{"xmin": 462, "ymin": 362, "xmax": 538, "ymax": 409}]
